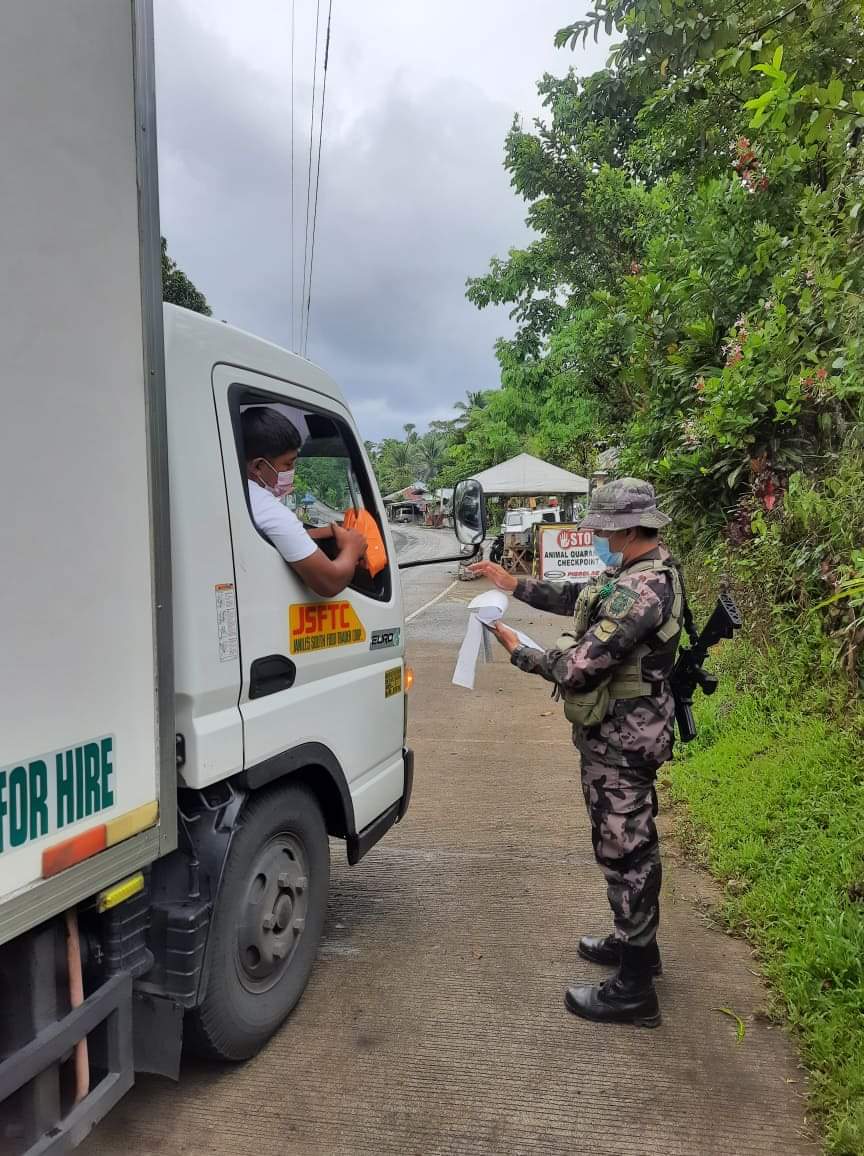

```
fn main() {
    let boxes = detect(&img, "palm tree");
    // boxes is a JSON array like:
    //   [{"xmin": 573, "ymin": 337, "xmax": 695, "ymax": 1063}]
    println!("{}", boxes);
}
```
[
  {"xmin": 377, "ymin": 439, "xmax": 418, "ymax": 493},
  {"xmin": 389, "ymin": 441, "xmax": 416, "ymax": 471},
  {"xmin": 453, "ymin": 390, "xmax": 489, "ymax": 427},
  {"xmin": 414, "ymin": 433, "xmax": 447, "ymax": 483}
]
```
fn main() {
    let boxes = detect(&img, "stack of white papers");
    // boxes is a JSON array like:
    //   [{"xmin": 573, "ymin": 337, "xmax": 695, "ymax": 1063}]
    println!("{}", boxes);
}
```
[{"xmin": 451, "ymin": 590, "xmax": 541, "ymax": 689}]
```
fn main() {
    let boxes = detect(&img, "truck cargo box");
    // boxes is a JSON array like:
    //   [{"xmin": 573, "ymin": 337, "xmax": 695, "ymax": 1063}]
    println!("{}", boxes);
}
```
[{"xmin": 0, "ymin": 0, "xmax": 175, "ymax": 946}]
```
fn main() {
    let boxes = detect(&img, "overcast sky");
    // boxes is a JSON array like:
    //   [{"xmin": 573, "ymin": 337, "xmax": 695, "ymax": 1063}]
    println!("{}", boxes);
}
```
[{"xmin": 154, "ymin": 1, "xmax": 609, "ymax": 441}]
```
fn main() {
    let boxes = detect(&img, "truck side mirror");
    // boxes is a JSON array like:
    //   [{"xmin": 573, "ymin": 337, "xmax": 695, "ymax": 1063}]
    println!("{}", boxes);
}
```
[{"xmin": 453, "ymin": 478, "xmax": 486, "ymax": 546}]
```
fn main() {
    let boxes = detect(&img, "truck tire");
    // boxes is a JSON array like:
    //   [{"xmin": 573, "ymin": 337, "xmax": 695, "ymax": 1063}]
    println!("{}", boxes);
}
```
[{"xmin": 186, "ymin": 782, "xmax": 330, "ymax": 1061}]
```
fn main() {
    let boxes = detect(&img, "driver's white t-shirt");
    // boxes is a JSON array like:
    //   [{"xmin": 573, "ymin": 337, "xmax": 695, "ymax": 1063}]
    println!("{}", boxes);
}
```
[{"xmin": 248, "ymin": 482, "xmax": 318, "ymax": 563}]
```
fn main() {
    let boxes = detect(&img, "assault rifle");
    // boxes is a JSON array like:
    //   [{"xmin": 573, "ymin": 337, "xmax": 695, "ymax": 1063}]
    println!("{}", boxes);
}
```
[{"xmin": 670, "ymin": 587, "xmax": 742, "ymax": 743}]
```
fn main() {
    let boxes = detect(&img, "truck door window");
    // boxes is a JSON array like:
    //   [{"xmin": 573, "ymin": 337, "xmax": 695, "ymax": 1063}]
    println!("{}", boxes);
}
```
[
  {"xmin": 232, "ymin": 390, "xmax": 391, "ymax": 602},
  {"xmin": 293, "ymin": 410, "xmax": 391, "ymax": 601}
]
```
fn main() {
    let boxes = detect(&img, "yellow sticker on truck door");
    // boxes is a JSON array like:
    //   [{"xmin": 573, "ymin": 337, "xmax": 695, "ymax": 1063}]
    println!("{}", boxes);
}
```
[{"xmin": 289, "ymin": 602, "xmax": 366, "ymax": 654}]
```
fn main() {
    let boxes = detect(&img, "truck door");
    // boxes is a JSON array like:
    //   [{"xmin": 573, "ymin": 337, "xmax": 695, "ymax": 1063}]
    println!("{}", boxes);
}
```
[{"xmin": 212, "ymin": 368, "xmax": 406, "ymax": 833}]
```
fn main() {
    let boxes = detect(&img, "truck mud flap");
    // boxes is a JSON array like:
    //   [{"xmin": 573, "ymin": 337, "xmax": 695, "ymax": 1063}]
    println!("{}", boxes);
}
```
[
  {"xmin": 397, "ymin": 747, "xmax": 414, "ymax": 822},
  {"xmin": 0, "ymin": 971, "xmax": 133, "ymax": 1154},
  {"xmin": 346, "ymin": 749, "xmax": 414, "ymax": 866}
]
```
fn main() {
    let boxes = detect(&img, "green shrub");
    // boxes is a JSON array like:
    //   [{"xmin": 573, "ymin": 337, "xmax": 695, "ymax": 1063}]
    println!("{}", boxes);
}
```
[{"xmin": 666, "ymin": 632, "xmax": 864, "ymax": 1153}]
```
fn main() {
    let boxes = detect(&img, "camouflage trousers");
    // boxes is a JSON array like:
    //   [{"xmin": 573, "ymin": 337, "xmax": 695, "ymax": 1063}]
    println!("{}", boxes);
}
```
[{"xmin": 580, "ymin": 759, "xmax": 662, "ymax": 948}]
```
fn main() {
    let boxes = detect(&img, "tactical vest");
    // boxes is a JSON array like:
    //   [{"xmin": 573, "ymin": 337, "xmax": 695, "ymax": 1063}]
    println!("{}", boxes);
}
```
[{"xmin": 557, "ymin": 558, "xmax": 684, "ymax": 728}]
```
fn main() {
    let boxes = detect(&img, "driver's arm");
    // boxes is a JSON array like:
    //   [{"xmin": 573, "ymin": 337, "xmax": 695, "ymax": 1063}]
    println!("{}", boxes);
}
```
[
  {"xmin": 251, "ymin": 489, "xmax": 366, "ymax": 598},
  {"xmin": 291, "ymin": 536, "xmax": 365, "ymax": 598}
]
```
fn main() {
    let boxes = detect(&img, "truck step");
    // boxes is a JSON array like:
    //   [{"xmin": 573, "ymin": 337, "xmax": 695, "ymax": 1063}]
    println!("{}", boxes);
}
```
[{"xmin": 145, "ymin": 899, "xmax": 210, "ymax": 1008}]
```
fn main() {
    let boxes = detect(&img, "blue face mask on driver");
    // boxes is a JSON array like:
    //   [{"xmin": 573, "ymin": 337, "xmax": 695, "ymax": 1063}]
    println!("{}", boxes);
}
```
[{"xmin": 593, "ymin": 534, "xmax": 623, "ymax": 569}]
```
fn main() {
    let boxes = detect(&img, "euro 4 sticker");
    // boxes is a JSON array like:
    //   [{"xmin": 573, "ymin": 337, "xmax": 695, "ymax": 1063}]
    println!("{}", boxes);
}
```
[
  {"xmin": 370, "ymin": 628, "xmax": 401, "ymax": 651},
  {"xmin": 289, "ymin": 601, "xmax": 366, "ymax": 654},
  {"xmin": 0, "ymin": 736, "xmax": 116, "ymax": 854}
]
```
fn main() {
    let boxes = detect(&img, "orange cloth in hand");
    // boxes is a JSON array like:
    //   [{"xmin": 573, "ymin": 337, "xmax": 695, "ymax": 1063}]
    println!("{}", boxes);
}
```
[{"xmin": 342, "ymin": 508, "xmax": 388, "ymax": 577}]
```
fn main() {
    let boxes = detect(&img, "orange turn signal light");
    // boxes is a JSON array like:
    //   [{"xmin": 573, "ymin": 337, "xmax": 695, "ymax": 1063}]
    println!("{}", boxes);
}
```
[{"xmin": 404, "ymin": 665, "xmax": 415, "ymax": 692}]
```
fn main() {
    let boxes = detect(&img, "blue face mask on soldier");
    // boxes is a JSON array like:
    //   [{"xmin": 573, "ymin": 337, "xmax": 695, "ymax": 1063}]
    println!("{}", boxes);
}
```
[{"xmin": 593, "ymin": 534, "xmax": 623, "ymax": 569}]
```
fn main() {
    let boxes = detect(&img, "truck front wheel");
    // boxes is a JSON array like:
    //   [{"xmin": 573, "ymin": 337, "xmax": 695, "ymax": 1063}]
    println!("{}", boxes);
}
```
[{"xmin": 186, "ymin": 782, "xmax": 330, "ymax": 1061}]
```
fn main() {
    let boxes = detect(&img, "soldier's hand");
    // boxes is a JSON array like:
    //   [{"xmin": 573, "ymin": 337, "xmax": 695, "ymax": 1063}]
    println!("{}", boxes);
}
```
[
  {"xmin": 490, "ymin": 621, "xmax": 520, "ymax": 653},
  {"xmin": 467, "ymin": 560, "xmax": 517, "ymax": 593}
]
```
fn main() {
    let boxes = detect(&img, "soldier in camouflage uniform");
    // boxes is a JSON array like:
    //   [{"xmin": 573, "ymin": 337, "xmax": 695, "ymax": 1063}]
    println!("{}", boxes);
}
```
[{"xmin": 470, "ymin": 478, "xmax": 682, "ymax": 1028}]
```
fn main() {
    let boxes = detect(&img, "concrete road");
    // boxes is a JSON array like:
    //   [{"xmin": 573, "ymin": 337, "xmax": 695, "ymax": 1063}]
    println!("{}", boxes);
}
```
[{"xmin": 83, "ymin": 529, "xmax": 816, "ymax": 1156}]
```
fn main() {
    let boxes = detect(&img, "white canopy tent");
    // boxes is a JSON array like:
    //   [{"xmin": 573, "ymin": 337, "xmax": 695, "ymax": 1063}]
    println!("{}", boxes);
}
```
[{"xmin": 470, "ymin": 453, "xmax": 589, "ymax": 497}]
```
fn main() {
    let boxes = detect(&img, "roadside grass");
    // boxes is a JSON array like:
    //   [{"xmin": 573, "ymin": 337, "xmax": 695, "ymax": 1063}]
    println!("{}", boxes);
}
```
[{"xmin": 665, "ymin": 639, "xmax": 864, "ymax": 1154}]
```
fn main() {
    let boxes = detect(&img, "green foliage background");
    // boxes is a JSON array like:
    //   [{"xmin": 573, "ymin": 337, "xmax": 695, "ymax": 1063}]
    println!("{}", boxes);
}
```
[
  {"xmin": 161, "ymin": 237, "xmax": 212, "ymax": 316},
  {"xmin": 429, "ymin": 1, "xmax": 863, "ymax": 1147},
  {"xmin": 462, "ymin": 1, "xmax": 862, "ymax": 603}
]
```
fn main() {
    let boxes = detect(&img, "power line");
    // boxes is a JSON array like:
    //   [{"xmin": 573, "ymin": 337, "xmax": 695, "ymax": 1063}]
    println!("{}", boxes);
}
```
[
  {"xmin": 302, "ymin": 0, "xmax": 332, "ymax": 357},
  {"xmin": 300, "ymin": 0, "xmax": 322, "ymax": 353},
  {"xmin": 290, "ymin": 0, "xmax": 296, "ymax": 351}
]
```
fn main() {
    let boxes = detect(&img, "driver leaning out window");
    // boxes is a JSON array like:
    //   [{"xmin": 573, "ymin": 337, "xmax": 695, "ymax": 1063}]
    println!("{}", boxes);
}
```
[{"xmin": 242, "ymin": 407, "xmax": 366, "ymax": 598}]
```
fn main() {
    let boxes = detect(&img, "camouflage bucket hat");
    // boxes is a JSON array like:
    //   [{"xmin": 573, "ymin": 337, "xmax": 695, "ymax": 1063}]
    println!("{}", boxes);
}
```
[{"xmin": 579, "ymin": 477, "xmax": 671, "ymax": 532}]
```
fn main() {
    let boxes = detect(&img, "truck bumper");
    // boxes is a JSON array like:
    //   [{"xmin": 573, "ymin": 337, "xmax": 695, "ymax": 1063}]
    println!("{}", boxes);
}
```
[{"xmin": 0, "ymin": 971, "xmax": 133, "ymax": 1154}]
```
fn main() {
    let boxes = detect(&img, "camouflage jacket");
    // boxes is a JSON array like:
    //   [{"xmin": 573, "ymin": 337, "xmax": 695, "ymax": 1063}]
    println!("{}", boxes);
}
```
[{"xmin": 512, "ymin": 548, "xmax": 677, "ymax": 770}]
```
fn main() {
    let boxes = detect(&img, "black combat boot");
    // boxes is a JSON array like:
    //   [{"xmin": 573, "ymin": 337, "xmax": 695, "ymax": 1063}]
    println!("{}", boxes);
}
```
[
  {"xmin": 578, "ymin": 933, "xmax": 662, "ymax": 976},
  {"xmin": 565, "ymin": 944, "xmax": 662, "ymax": 1028}
]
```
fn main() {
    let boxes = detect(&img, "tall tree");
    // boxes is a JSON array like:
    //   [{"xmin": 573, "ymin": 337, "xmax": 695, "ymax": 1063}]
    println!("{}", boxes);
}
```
[
  {"xmin": 161, "ymin": 237, "xmax": 212, "ymax": 316},
  {"xmin": 375, "ymin": 438, "xmax": 418, "ymax": 494},
  {"xmin": 466, "ymin": 0, "xmax": 864, "ymax": 532},
  {"xmin": 453, "ymin": 390, "xmax": 490, "ymax": 426},
  {"xmin": 414, "ymin": 432, "xmax": 448, "ymax": 483}
]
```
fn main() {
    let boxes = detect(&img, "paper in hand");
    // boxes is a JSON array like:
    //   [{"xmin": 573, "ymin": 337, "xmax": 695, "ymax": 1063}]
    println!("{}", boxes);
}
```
[{"xmin": 452, "ymin": 590, "xmax": 541, "ymax": 689}]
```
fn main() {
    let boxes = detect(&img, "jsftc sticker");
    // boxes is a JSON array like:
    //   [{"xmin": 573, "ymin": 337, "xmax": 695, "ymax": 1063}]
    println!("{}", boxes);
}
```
[{"xmin": 289, "ymin": 601, "xmax": 366, "ymax": 654}]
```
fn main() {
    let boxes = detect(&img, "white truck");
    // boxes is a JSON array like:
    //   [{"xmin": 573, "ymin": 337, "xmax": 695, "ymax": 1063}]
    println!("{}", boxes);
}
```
[
  {"xmin": 500, "ymin": 506, "xmax": 564, "ymax": 541},
  {"xmin": 0, "ymin": 4, "xmax": 485, "ymax": 1151}
]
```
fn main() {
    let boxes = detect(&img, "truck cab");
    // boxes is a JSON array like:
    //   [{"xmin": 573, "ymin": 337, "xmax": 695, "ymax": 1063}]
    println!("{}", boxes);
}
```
[
  {"xmin": 166, "ymin": 306, "xmax": 409, "ymax": 842},
  {"xmin": 129, "ymin": 308, "xmax": 417, "ymax": 1067}
]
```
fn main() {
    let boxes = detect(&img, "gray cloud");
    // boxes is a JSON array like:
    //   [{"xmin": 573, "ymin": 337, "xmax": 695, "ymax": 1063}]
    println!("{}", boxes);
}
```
[{"xmin": 155, "ymin": 1, "xmax": 607, "ymax": 440}]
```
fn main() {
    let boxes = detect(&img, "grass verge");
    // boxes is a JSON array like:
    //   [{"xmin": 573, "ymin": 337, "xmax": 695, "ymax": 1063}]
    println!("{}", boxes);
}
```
[{"xmin": 664, "ymin": 637, "xmax": 864, "ymax": 1154}]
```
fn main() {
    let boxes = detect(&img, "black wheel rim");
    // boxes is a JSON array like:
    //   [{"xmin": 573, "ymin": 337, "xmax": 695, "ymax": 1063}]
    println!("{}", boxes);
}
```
[{"xmin": 235, "ymin": 832, "xmax": 310, "ymax": 994}]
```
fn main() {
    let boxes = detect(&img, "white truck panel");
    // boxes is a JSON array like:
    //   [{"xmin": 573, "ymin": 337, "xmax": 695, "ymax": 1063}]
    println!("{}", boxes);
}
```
[
  {"xmin": 162, "ymin": 307, "xmax": 245, "ymax": 785},
  {"xmin": 0, "ymin": 2, "xmax": 163, "ymax": 906}
]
